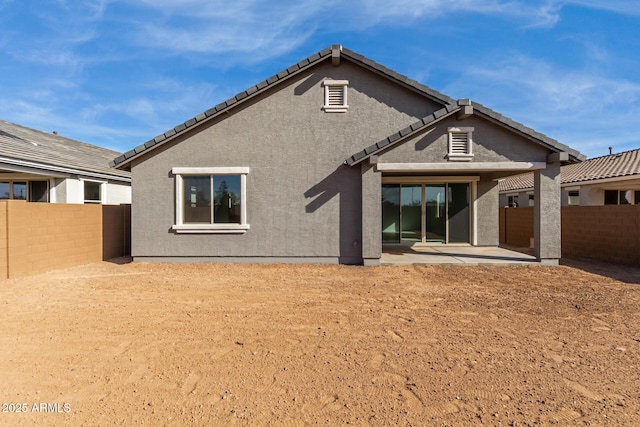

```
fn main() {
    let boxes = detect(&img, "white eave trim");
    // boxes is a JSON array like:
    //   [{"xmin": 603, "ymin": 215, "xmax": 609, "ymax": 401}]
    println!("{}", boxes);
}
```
[
  {"xmin": 563, "ymin": 174, "xmax": 640, "ymax": 187},
  {"xmin": 382, "ymin": 175, "xmax": 480, "ymax": 184},
  {"xmin": 0, "ymin": 157, "xmax": 131, "ymax": 183},
  {"xmin": 376, "ymin": 162, "xmax": 547, "ymax": 173},
  {"xmin": 0, "ymin": 162, "xmax": 69, "ymax": 178},
  {"xmin": 500, "ymin": 174, "xmax": 640, "ymax": 193}
]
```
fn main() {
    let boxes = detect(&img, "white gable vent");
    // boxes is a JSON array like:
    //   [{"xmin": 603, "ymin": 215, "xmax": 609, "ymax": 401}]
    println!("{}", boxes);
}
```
[
  {"xmin": 450, "ymin": 132, "xmax": 469, "ymax": 153},
  {"xmin": 323, "ymin": 79, "xmax": 349, "ymax": 113},
  {"xmin": 447, "ymin": 127, "xmax": 474, "ymax": 161}
]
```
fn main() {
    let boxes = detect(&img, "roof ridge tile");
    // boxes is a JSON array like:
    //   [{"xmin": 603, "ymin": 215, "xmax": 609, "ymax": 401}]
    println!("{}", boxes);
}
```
[{"xmin": 111, "ymin": 45, "xmax": 584, "ymax": 169}]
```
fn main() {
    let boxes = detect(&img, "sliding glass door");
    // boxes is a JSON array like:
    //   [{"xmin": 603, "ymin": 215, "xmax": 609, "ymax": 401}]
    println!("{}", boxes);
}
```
[
  {"xmin": 382, "ymin": 184, "xmax": 400, "ymax": 243},
  {"xmin": 448, "ymin": 183, "xmax": 470, "ymax": 243},
  {"xmin": 425, "ymin": 185, "xmax": 446, "ymax": 242},
  {"xmin": 401, "ymin": 185, "xmax": 422, "ymax": 242},
  {"xmin": 381, "ymin": 182, "xmax": 470, "ymax": 244}
]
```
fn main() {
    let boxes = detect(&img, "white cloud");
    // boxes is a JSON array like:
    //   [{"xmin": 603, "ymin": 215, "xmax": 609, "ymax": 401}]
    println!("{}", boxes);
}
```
[
  {"xmin": 123, "ymin": 0, "xmax": 570, "ymax": 58},
  {"xmin": 354, "ymin": 0, "xmax": 561, "ymax": 27},
  {"xmin": 562, "ymin": 0, "xmax": 640, "ymax": 15},
  {"xmin": 126, "ymin": 0, "xmax": 323, "ymax": 60},
  {"xmin": 443, "ymin": 54, "xmax": 640, "ymax": 157}
]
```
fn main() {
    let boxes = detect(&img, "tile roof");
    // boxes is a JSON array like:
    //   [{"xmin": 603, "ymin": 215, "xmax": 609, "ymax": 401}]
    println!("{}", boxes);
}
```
[
  {"xmin": 346, "ymin": 98, "xmax": 584, "ymax": 166},
  {"xmin": 0, "ymin": 119, "xmax": 130, "ymax": 181},
  {"xmin": 111, "ymin": 44, "xmax": 584, "ymax": 169},
  {"xmin": 346, "ymin": 103, "xmax": 461, "ymax": 165},
  {"xmin": 109, "ymin": 45, "xmax": 462, "ymax": 169},
  {"xmin": 469, "ymin": 102, "xmax": 581, "ymax": 160},
  {"xmin": 499, "ymin": 148, "xmax": 640, "ymax": 192},
  {"xmin": 111, "ymin": 46, "xmax": 335, "ymax": 169}
]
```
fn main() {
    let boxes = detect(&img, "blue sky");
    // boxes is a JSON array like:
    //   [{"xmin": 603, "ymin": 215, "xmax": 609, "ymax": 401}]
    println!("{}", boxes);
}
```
[{"xmin": 1, "ymin": 1, "xmax": 639, "ymax": 159}]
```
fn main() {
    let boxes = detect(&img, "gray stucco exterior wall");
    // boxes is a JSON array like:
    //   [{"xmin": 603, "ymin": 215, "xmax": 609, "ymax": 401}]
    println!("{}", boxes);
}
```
[
  {"xmin": 125, "ymin": 52, "xmax": 572, "ymax": 265},
  {"xmin": 376, "ymin": 115, "xmax": 549, "ymax": 164},
  {"xmin": 130, "ymin": 60, "xmax": 440, "ymax": 263},
  {"xmin": 361, "ymin": 163, "xmax": 381, "ymax": 265}
]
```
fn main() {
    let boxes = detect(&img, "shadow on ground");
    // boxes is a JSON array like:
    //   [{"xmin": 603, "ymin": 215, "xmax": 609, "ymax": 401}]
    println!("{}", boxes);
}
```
[
  {"xmin": 561, "ymin": 257, "xmax": 640, "ymax": 285},
  {"xmin": 105, "ymin": 256, "xmax": 133, "ymax": 265}
]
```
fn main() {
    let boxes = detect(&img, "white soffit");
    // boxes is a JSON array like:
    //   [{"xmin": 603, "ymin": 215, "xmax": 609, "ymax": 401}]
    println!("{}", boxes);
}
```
[{"xmin": 376, "ymin": 162, "xmax": 547, "ymax": 173}]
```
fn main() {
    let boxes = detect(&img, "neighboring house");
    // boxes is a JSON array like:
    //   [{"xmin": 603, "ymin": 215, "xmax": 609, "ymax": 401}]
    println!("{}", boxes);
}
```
[
  {"xmin": 111, "ymin": 45, "xmax": 583, "ymax": 266},
  {"xmin": 1, "ymin": 119, "xmax": 131, "ymax": 204},
  {"xmin": 499, "ymin": 148, "xmax": 640, "ymax": 207}
]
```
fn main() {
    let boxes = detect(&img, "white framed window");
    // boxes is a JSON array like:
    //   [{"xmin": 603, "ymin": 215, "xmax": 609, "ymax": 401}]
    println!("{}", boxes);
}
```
[
  {"xmin": 83, "ymin": 180, "xmax": 104, "ymax": 204},
  {"xmin": 447, "ymin": 127, "xmax": 474, "ymax": 162},
  {"xmin": 567, "ymin": 190, "xmax": 580, "ymax": 205},
  {"xmin": 172, "ymin": 167, "xmax": 250, "ymax": 234},
  {"xmin": 322, "ymin": 79, "xmax": 349, "ymax": 113}
]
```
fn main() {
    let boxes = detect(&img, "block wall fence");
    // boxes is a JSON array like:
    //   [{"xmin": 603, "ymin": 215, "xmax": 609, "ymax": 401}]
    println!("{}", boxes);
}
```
[
  {"xmin": 500, "ymin": 205, "xmax": 640, "ymax": 266},
  {"xmin": 0, "ymin": 201, "xmax": 131, "ymax": 279}
]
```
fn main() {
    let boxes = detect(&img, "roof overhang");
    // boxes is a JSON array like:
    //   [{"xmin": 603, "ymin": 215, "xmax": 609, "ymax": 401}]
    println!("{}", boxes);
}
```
[
  {"xmin": 111, "ymin": 44, "xmax": 459, "ymax": 171},
  {"xmin": 471, "ymin": 104, "xmax": 584, "ymax": 163},
  {"xmin": 110, "ymin": 44, "xmax": 585, "ymax": 170},
  {"xmin": 0, "ymin": 157, "xmax": 131, "ymax": 183},
  {"xmin": 346, "ymin": 103, "xmax": 463, "ymax": 166},
  {"xmin": 346, "ymin": 99, "xmax": 585, "ymax": 167}
]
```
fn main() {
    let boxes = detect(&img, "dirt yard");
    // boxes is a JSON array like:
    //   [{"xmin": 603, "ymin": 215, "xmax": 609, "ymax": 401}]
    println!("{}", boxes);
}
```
[{"xmin": 0, "ymin": 260, "xmax": 639, "ymax": 426}]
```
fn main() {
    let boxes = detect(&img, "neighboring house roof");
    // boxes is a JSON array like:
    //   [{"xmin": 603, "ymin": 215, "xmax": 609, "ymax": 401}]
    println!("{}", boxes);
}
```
[
  {"xmin": 499, "ymin": 148, "xmax": 640, "ymax": 192},
  {"xmin": 0, "ymin": 119, "xmax": 130, "ymax": 182},
  {"xmin": 111, "ymin": 44, "xmax": 584, "ymax": 169}
]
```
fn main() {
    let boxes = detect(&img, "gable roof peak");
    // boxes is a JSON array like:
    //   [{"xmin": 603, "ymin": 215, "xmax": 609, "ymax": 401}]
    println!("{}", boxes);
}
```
[
  {"xmin": 331, "ymin": 44, "xmax": 342, "ymax": 66},
  {"xmin": 111, "ymin": 44, "xmax": 458, "ymax": 169}
]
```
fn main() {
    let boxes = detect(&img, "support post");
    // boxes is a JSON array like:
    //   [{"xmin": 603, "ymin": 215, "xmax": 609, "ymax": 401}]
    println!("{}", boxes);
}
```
[{"xmin": 534, "ymin": 162, "xmax": 561, "ymax": 265}]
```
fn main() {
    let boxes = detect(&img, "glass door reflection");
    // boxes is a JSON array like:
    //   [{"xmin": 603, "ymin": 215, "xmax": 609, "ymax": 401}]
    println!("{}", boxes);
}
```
[
  {"xmin": 401, "ymin": 185, "xmax": 422, "ymax": 242},
  {"xmin": 425, "ymin": 185, "xmax": 446, "ymax": 242}
]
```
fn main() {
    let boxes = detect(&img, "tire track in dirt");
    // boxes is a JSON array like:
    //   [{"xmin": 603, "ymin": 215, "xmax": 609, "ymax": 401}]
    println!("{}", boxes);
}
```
[
  {"xmin": 563, "ymin": 378, "xmax": 603, "ymax": 401},
  {"xmin": 255, "ymin": 366, "xmax": 286, "ymax": 396},
  {"xmin": 181, "ymin": 372, "xmax": 201, "ymax": 395},
  {"xmin": 401, "ymin": 384, "xmax": 425, "ymax": 412},
  {"xmin": 300, "ymin": 394, "xmax": 343, "ymax": 417},
  {"xmin": 422, "ymin": 401, "xmax": 460, "ymax": 419}
]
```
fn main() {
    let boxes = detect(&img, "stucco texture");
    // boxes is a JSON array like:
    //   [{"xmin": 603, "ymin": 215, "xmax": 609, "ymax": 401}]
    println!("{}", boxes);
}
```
[
  {"xmin": 130, "ymin": 60, "xmax": 441, "ymax": 262},
  {"xmin": 129, "ymin": 57, "xmax": 560, "ymax": 263}
]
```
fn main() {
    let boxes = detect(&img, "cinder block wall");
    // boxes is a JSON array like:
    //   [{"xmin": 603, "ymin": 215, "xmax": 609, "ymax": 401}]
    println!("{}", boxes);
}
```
[
  {"xmin": 501, "ymin": 207, "xmax": 534, "ymax": 248},
  {"xmin": 2, "ymin": 201, "xmax": 102, "ymax": 278},
  {"xmin": 498, "ymin": 207, "xmax": 506, "ymax": 243},
  {"xmin": 0, "ymin": 202, "xmax": 7, "ymax": 279},
  {"xmin": 562, "ymin": 205, "xmax": 640, "ymax": 265},
  {"xmin": 500, "ymin": 205, "xmax": 640, "ymax": 265}
]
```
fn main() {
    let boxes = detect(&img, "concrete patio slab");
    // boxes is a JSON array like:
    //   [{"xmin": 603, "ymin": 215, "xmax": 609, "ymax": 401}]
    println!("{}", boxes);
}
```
[{"xmin": 381, "ymin": 245, "xmax": 537, "ymax": 265}]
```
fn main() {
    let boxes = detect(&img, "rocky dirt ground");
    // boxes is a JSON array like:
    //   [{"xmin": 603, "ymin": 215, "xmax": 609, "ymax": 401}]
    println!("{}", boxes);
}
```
[{"xmin": 0, "ymin": 259, "xmax": 639, "ymax": 426}]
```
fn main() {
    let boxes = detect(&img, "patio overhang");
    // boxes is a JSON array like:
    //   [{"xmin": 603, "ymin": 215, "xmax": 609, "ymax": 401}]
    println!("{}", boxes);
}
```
[{"xmin": 375, "ymin": 161, "xmax": 547, "ymax": 173}]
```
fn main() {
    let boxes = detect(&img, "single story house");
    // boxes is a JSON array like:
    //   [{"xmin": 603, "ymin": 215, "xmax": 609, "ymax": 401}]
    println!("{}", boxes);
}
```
[
  {"xmin": 499, "ymin": 148, "xmax": 640, "ymax": 207},
  {"xmin": 111, "ymin": 45, "xmax": 584, "ymax": 265},
  {"xmin": 1, "ymin": 119, "xmax": 131, "ymax": 204}
]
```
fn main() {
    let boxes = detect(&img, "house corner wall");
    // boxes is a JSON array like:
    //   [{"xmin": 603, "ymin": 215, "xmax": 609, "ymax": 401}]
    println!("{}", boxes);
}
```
[
  {"xmin": 65, "ymin": 178, "xmax": 84, "ymax": 204},
  {"xmin": 361, "ymin": 163, "xmax": 381, "ymax": 265}
]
